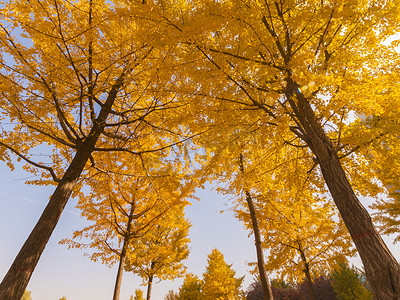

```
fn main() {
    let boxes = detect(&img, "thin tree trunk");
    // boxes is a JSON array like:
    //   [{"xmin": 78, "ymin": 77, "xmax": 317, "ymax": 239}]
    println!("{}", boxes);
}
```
[
  {"xmin": 113, "ymin": 243, "xmax": 127, "ymax": 300},
  {"xmin": 245, "ymin": 190, "xmax": 274, "ymax": 300},
  {"xmin": 298, "ymin": 246, "xmax": 315, "ymax": 300},
  {"xmin": 146, "ymin": 274, "xmax": 154, "ymax": 300},
  {"xmin": 239, "ymin": 154, "xmax": 273, "ymax": 300},
  {"xmin": 113, "ymin": 202, "xmax": 136, "ymax": 300},
  {"xmin": 0, "ymin": 75, "xmax": 126, "ymax": 300},
  {"xmin": 285, "ymin": 77, "xmax": 400, "ymax": 299}
]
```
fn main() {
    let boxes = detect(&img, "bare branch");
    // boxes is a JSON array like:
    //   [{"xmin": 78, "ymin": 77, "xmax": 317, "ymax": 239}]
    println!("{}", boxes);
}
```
[{"xmin": 0, "ymin": 141, "xmax": 61, "ymax": 182}]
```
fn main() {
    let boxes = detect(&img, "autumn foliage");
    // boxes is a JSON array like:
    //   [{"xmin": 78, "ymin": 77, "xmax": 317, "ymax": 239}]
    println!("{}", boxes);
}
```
[{"xmin": 1, "ymin": 0, "xmax": 400, "ymax": 299}]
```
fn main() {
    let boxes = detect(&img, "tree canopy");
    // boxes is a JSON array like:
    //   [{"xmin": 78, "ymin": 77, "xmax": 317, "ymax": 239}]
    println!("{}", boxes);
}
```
[{"xmin": 1, "ymin": 0, "xmax": 400, "ymax": 299}]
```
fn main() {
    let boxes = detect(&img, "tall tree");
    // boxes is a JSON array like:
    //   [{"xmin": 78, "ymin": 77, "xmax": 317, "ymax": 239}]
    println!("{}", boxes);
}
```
[
  {"xmin": 0, "ymin": 0, "xmax": 194, "ymax": 298},
  {"xmin": 258, "ymin": 197, "xmax": 353, "ymax": 299},
  {"xmin": 161, "ymin": 1, "xmax": 400, "ymax": 297},
  {"xmin": 60, "ymin": 149, "xmax": 194, "ymax": 300},
  {"xmin": 195, "ymin": 136, "xmax": 350, "ymax": 299},
  {"xmin": 124, "ymin": 209, "xmax": 190, "ymax": 300},
  {"xmin": 234, "ymin": 155, "xmax": 354, "ymax": 299},
  {"xmin": 201, "ymin": 248, "xmax": 244, "ymax": 300},
  {"xmin": 236, "ymin": 151, "xmax": 354, "ymax": 299},
  {"xmin": 239, "ymin": 154, "xmax": 273, "ymax": 300}
]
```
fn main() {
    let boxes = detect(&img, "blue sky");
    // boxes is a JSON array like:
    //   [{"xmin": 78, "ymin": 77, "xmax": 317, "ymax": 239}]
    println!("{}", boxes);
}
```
[
  {"xmin": 2, "ymin": 159, "xmax": 400, "ymax": 299},
  {"xmin": 0, "ymin": 162, "xmax": 258, "ymax": 299}
]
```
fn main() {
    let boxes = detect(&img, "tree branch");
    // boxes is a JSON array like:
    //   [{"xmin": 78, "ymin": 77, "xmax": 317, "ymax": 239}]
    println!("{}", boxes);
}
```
[{"xmin": 0, "ymin": 141, "xmax": 61, "ymax": 182}]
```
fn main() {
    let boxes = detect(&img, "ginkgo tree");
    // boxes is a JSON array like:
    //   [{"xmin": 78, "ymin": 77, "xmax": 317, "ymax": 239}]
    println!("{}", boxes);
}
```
[
  {"xmin": 201, "ymin": 248, "xmax": 244, "ymax": 300},
  {"xmin": 160, "ymin": 0, "xmax": 400, "ymax": 297},
  {"xmin": 252, "ymin": 195, "xmax": 354, "ymax": 300},
  {"xmin": 208, "ymin": 140, "xmax": 354, "ymax": 300},
  {"xmin": 238, "ymin": 152, "xmax": 274, "ymax": 300},
  {"xmin": 124, "ymin": 208, "xmax": 191, "ymax": 300},
  {"xmin": 0, "ymin": 0, "xmax": 195, "ymax": 299},
  {"xmin": 235, "ymin": 149, "xmax": 355, "ymax": 290},
  {"xmin": 2, "ymin": 1, "xmax": 400, "ymax": 299},
  {"xmin": 60, "ymin": 149, "xmax": 194, "ymax": 300},
  {"xmin": 190, "ymin": 112, "xmax": 316, "ymax": 300}
]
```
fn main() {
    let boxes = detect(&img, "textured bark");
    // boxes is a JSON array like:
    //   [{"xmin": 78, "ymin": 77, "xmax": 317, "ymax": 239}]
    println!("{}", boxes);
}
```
[
  {"xmin": 285, "ymin": 78, "xmax": 400, "ymax": 300},
  {"xmin": 239, "ymin": 154, "xmax": 273, "ymax": 300},
  {"xmin": 0, "ymin": 146, "xmax": 93, "ymax": 300},
  {"xmin": 0, "ymin": 76, "xmax": 125, "ymax": 300}
]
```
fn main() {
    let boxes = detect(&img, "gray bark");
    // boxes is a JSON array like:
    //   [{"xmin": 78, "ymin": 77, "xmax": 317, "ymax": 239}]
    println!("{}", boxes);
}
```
[{"xmin": 285, "ymin": 77, "xmax": 400, "ymax": 300}]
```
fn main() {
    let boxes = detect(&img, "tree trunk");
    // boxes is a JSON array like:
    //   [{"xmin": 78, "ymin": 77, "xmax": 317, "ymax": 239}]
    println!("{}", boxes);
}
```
[
  {"xmin": 298, "ymin": 246, "xmax": 315, "ymax": 300},
  {"xmin": 285, "ymin": 77, "xmax": 400, "ymax": 299},
  {"xmin": 113, "ymin": 245, "xmax": 127, "ymax": 300},
  {"xmin": 240, "ymin": 153, "xmax": 274, "ymax": 300},
  {"xmin": 304, "ymin": 270, "xmax": 315, "ymax": 300},
  {"xmin": 0, "ymin": 75, "xmax": 125, "ymax": 300},
  {"xmin": 245, "ymin": 190, "xmax": 274, "ymax": 300},
  {"xmin": 113, "ymin": 202, "xmax": 136, "ymax": 300},
  {"xmin": 0, "ymin": 146, "xmax": 93, "ymax": 300},
  {"xmin": 146, "ymin": 274, "xmax": 154, "ymax": 300},
  {"xmin": 303, "ymin": 269, "xmax": 315, "ymax": 300}
]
